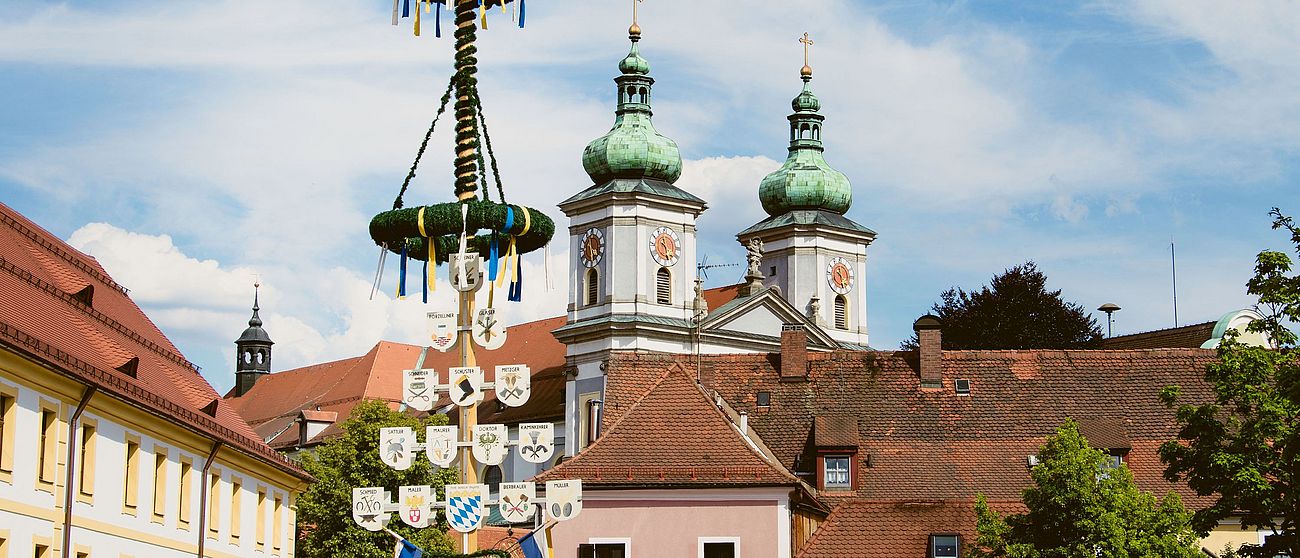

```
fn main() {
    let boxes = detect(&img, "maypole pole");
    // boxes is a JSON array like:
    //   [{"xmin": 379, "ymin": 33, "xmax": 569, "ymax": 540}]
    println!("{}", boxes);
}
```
[{"xmin": 452, "ymin": 3, "xmax": 481, "ymax": 552}]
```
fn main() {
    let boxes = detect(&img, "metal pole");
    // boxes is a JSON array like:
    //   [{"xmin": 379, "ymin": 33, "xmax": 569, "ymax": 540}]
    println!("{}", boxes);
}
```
[{"xmin": 1170, "ymin": 240, "xmax": 1179, "ymax": 327}]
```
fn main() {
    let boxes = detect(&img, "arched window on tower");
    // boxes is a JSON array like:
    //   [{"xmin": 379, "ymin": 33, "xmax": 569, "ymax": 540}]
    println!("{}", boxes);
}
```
[
  {"xmin": 656, "ymin": 267, "xmax": 672, "ymax": 305},
  {"xmin": 813, "ymin": 124, "xmax": 820, "ymax": 140},
  {"xmin": 834, "ymin": 295, "xmax": 848, "ymax": 330},
  {"xmin": 800, "ymin": 123, "xmax": 811, "ymax": 140},
  {"xmin": 638, "ymin": 87, "xmax": 648, "ymax": 104},
  {"xmin": 585, "ymin": 268, "xmax": 599, "ymax": 307}
]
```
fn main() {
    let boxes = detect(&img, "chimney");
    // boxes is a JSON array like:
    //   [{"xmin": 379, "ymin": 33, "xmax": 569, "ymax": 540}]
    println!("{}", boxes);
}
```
[
  {"xmin": 913, "ymin": 315, "xmax": 943, "ymax": 388},
  {"xmin": 738, "ymin": 411, "xmax": 749, "ymax": 434},
  {"xmin": 780, "ymin": 324, "xmax": 808, "ymax": 382}
]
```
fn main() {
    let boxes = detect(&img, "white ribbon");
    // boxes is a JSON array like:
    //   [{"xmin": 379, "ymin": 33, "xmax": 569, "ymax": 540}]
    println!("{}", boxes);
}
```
[{"xmin": 457, "ymin": 203, "xmax": 469, "ymax": 288}]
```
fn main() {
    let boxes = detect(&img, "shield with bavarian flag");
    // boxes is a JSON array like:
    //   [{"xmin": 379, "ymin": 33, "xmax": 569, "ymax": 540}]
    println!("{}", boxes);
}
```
[{"xmin": 444, "ymin": 483, "xmax": 488, "ymax": 533}]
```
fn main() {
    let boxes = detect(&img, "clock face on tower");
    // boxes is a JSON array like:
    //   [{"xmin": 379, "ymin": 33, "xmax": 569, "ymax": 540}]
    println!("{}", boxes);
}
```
[
  {"xmin": 649, "ymin": 226, "xmax": 681, "ymax": 267},
  {"xmin": 580, "ymin": 228, "xmax": 605, "ymax": 268},
  {"xmin": 827, "ymin": 256, "xmax": 854, "ymax": 295}
]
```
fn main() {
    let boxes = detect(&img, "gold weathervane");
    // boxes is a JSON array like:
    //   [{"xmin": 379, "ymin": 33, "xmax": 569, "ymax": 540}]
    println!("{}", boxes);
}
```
[
  {"xmin": 630, "ymin": 0, "xmax": 645, "ymax": 37},
  {"xmin": 800, "ymin": 32, "xmax": 814, "ymax": 77}
]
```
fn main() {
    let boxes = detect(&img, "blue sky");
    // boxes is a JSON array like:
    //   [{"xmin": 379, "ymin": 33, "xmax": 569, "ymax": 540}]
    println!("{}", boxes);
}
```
[{"xmin": 2, "ymin": 1, "xmax": 1297, "ymax": 393}]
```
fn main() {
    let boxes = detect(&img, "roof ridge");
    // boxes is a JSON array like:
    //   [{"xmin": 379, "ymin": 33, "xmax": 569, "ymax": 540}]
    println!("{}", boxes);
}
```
[
  {"xmin": 0, "ymin": 206, "xmax": 128, "ymax": 295},
  {"xmin": 562, "ymin": 362, "xmax": 677, "ymax": 458},
  {"xmin": 0, "ymin": 256, "xmax": 201, "ymax": 373}
]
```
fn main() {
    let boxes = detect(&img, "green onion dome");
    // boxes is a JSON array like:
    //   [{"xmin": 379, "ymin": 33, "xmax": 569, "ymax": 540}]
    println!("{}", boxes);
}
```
[
  {"xmin": 759, "ymin": 73, "xmax": 852, "ymax": 216},
  {"xmin": 582, "ymin": 30, "xmax": 682, "ymax": 184}
]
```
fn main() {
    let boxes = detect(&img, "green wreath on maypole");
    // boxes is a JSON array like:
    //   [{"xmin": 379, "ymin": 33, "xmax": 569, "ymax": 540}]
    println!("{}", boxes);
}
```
[{"xmin": 370, "ymin": 0, "xmax": 553, "ymax": 300}]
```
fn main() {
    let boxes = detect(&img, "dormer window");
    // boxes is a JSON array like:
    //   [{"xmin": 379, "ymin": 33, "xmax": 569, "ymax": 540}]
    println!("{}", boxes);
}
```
[
  {"xmin": 930, "ymin": 534, "xmax": 960, "ymax": 558},
  {"xmin": 813, "ymin": 416, "xmax": 859, "ymax": 491},
  {"xmin": 823, "ymin": 456, "xmax": 851, "ymax": 489}
]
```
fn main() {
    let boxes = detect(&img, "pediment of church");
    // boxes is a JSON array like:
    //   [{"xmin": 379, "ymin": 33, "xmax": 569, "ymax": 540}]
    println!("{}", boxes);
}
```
[{"xmin": 699, "ymin": 287, "xmax": 839, "ymax": 351}]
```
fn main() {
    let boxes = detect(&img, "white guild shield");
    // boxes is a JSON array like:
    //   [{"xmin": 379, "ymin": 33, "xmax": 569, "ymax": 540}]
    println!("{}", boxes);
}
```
[
  {"xmin": 399, "ymin": 485, "xmax": 432, "ymax": 528},
  {"xmin": 403, "ymin": 368, "xmax": 435, "ymax": 412},
  {"xmin": 425, "ymin": 425, "xmax": 458, "ymax": 468},
  {"xmin": 545, "ymin": 479, "xmax": 582, "ymax": 522},
  {"xmin": 516, "ymin": 423, "xmax": 554, "ymax": 465},
  {"xmin": 472, "ymin": 424, "xmax": 509, "ymax": 466},
  {"xmin": 352, "ymin": 487, "xmax": 388, "ymax": 531},
  {"xmin": 472, "ymin": 307, "xmax": 507, "ymax": 350},
  {"xmin": 494, "ymin": 365, "xmax": 531, "ymax": 407},
  {"xmin": 379, "ymin": 427, "xmax": 414, "ymax": 470},
  {"xmin": 497, "ymin": 482, "xmax": 536, "ymax": 524},
  {"xmin": 426, "ymin": 311, "xmax": 458, "ymax": 353},
  {"xmin": 444, "ymin": 483, "xmax": 488, "ymax": 533},
  {"xmin": 450, "ymin": 254, "xmax": 483, "ymax": 292},
  {"xmin": 448, "ymin": 366, "xmax": 483, "ymax": 406}
]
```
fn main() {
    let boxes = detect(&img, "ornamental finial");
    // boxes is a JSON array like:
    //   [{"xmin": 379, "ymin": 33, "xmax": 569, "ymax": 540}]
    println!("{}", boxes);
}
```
[
  {"xmin": 799, "ymin": 32, "xmax": 814, "ymax": 78},
  {"xmin": 629, "ymin": 0, "xmax": 644, "ymax": 39}
]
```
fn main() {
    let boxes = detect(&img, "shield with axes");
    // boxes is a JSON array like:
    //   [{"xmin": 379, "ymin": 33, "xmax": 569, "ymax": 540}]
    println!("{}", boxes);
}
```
[{"xmin": 494, "ymin": 365, "xmax": 531, "ymax": 407}]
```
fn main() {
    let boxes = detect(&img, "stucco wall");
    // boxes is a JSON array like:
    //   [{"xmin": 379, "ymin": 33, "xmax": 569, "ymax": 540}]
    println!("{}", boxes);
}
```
[{"xmin": 550, "ymin": 494, "xmax": 788, "ymax": 558}]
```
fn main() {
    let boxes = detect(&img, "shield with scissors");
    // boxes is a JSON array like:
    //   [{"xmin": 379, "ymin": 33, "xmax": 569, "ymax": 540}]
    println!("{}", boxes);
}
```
[
  {"xmin": 497, "ymin": 482, "xmax": 536, "ymax": 524},
  {"xmin": 545, "ymin": 479, "xmax": 582, "ymax": 522},
  {"xmin": 425, "ymin": 425, "xmax": 458, "ymax": 468},
  {"xmin": 494, "ymin": 364, "xmax": 531, "ymax": 407},
  {"xmin": 399, "ymin": 485, "xmax": 432, "ymax": 528},
  {"xmin": 516, "ymin": 423, "xmax": 554, "ymax": 465},
  {"xmin": 472, "ymin": 307, "xmax": 507, "ymax": 350},
  {"xmin": 444, "ymin": 483, "xmax": 488, "ymax": 533},
  {"xmin": 352, "ymin": 487, "xmax": 388, "ymax": 531},
  {"xmin": 379, "ymin": 427, "xmax": 414, "ymax": 471},
  {"xmin": 403, "ymin": 368, "xmax": 435, "ymax": 412},
  {"xmin": 448, "ymin": 366, "xmax": 482, "ymax": 407},
  {"xmin": 472, "ymin": 424, "xmax": 508, "ymax": 466},
  {"xmin": 427, "ymin": 311, "xmax": 458, "ymax": 353}
]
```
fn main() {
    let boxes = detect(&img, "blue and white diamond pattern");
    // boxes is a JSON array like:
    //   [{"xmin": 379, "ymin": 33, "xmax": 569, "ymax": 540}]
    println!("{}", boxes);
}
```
[{"xmin": 444, "ymin": 484, "xmax": 487, "ymax": 533}]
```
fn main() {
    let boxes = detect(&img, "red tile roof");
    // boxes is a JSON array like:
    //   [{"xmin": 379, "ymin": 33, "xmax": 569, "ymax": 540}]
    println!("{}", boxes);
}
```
[
  {"xmin": 537, "ymin": 360, "xmax": 799, "ymax": 488},
  {"xmin": 0, "ymin": 202, "xmax": 307, "ymax": 480},
  {"xmin": 796, "ymin": 499, "xmax": 1025, "ymax": 558},
  {"xmin": 226, "ymin": 315, "xmax": 569, "ymax": 450},
  {"xmin": 1101, "ymin": 320, "xmax": 1216, "ymax": 349}
]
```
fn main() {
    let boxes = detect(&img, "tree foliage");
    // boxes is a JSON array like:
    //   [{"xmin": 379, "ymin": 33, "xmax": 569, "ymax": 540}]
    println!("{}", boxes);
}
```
[
  {"xmin": 903, "ymin": 261, "xmax": 1103, "ymax": 350},
  {"xmin": 296, "ymin": 399, "xmax": 459, "ymax": 558},
  {"xmin": 967, "ymin": 420, "xmax": 1201, "ymax": 558},
  {"xmin": 1160, "ymin": 208, "xmax": 1300, "ymax": 558}
]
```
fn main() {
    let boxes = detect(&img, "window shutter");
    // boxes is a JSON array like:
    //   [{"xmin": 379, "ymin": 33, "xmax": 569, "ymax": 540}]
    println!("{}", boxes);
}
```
[
  {"xmin": 586, "ymin": 269, "xmax": 599, "ymax": 306},
  {"xmin": 656, "ymin": 268, "xmax": 671, "ymax": 305},
  {"xmin": 834, "ymin": 295, "xmax": 848, "ymax": 329}
]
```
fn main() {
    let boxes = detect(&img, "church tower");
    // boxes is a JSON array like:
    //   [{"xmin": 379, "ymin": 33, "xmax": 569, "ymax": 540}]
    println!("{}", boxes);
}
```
[
  {"xmin": 554, "ymin": 19, "xmax": 706, "ymax": 454},
  {"xmin": 737, "ymin": 37, "xmax": 875, "ymax": 347},
  {"xmin": 233, "ymin": 284, "xmax": 273, "ymax": 397}
]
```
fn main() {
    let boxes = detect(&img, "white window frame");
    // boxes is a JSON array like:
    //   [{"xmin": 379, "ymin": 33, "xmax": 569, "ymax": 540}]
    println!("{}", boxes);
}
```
[
  {"xmin": 930, "ymin": 533, "xmax": 960, "ymax": 558},
  {"xmin": 698, "ymin": 536, "xmax": 740, "ymax": 558},
  {"xmin": 588, "ymin": 537, "xmax": 631, "ymax": 558},
  {"xmin": 824, "ymin": 455, "xmax": 851, "ymax": 489}
]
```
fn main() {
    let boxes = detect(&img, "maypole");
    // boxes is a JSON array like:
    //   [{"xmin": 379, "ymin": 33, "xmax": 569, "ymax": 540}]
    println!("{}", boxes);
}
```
[{"xmin": 358, "ymin": 1, "xmax": 578, "ymax": 556}]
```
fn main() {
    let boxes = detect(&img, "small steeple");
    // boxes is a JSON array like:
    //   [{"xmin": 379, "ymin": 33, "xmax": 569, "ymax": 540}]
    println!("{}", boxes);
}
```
[
  {"xmin": 580, "ymin": 1, "xmax": 682, "ymax": 185},
  {"xmin": 758, "ymin": 32, "xmax": 852, "ymax": 217},
  {"xmin": 232, "ymin": 282, "xmax": 273, "ymax": 397}
]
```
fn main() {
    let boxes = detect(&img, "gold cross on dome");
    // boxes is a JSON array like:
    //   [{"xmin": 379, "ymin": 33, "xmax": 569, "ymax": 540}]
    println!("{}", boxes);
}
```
[
  {"xmin": 800, "ymin": 32, "xmax": 815, "ymax": 68},
  {"xmin": 632, "ymin": 0, "xmax": 644, "ymax": 25}
]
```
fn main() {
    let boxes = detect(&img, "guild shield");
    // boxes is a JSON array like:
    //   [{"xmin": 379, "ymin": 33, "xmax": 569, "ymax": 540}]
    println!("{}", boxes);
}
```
[
  {"xmin": 545, "ymin": 479, "xmax": 582, "ymax": 522},
  {"xmin": 450, "ymin": 254, "xmax": 483, "ymax": 292},
  {"xmin": 426, "ymin": 311, "xmax": 458, "ymax": 353},
  {"xmin": 425, "ymin": 425, "xmax": 458, "ymax": 468},
  {"xmin": 472, "ymin": 307, "xmax": 507, "ymax": 350},
  {"xmin": 516, "ymin": 423, "xmax": 554, "ymax": 465},
  {"xmin": 471, "ymin": 424, "xmax": 509, "ymax": 466},
  {"xmin": 379, "ymin": 427, "xmax": 414, "ymax": 470},
  {"xmin": 351, "ymin": 487, "xmax": 388, "ymax": 531},
  {"xmin": 497, "ymin": 482, "xmax": 536, "ymax": 524},
  {"xmin": 403, "ymin": 368, "xmax": 435, "ymax": 412},
  {"xmin": 399, "ymin": 485, "xmax": 432, "ymax": 528},
  {"xmin": 444, "ymin": 483, "xmax": 488, "ymax": 533},
  {"xmin": 448, "ymin": 366, "xmax": 483, "ymax": 407},
  {"xmin": 494, "ymin": 365, "xmax": 531, "ymax": 407}
]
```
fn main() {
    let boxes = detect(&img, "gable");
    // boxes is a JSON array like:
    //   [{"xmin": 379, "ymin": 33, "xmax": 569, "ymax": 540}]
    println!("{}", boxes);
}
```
[{"xmin": 701, "ymin": 287, "xmax": 838, "ymax": 350}]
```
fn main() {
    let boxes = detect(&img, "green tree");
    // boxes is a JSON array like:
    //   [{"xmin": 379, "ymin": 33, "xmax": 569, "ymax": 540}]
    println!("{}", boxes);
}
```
[
  {"xmin": 1160, "ymin": 208, "xmax": 1300, "ymax": 558},
  {"xmin": 296, "ymin": 399, "xmax": 459, "ymax": 558},
  {"xmin": 968, "ymin": 420, "xmax": 1202, "ymax": 558},
  {"xmin": 902, "ymin": 261, "xmax": 1103, "ymax": 350}
]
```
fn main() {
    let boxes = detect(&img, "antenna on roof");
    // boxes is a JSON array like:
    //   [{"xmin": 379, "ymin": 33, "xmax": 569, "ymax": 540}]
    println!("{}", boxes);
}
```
[
  {"xmin": 1097, "ymin": 303, "xmax": 1120, "ymax": 338},
  {"xmin": 696, "ymin": 254, "xmax": 740, "ymax": 281},
  {"xmin": 1170, "ymin": 239, "xmax": 1179, "ymax": 327}
]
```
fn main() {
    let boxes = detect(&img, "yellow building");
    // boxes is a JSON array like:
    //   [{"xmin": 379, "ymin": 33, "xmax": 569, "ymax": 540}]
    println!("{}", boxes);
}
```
[{"xmin": 0, "ymin": 201, "xmax": 311, "ymax": 558}]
